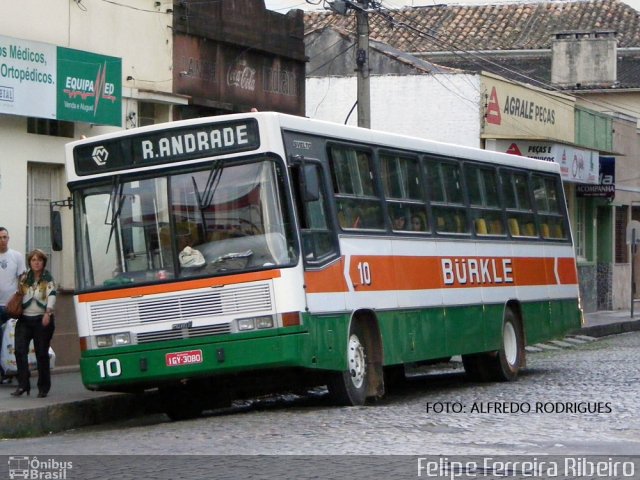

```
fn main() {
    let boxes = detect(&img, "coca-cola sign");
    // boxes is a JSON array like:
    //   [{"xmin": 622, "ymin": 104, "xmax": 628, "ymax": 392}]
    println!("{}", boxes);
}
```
[
  {"xmin": 227, "ymin": 59, "xmax": 256, "ymax": 92},
  {"xmin": 173, "ymin": 35, "xmax": 304, "ymax": 115}
]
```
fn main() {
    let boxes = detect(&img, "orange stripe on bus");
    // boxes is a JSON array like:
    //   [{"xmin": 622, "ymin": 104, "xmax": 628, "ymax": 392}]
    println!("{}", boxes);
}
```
[
  {"xmin": 511, "ymin": 257, "xmax": 556, "ymax": 286},
  {"xmin": 305, "ymin": 259, "xmax": 349, "ymax": 293},
  {"xmin": 305, "ymin": 255, "xmax": 577, "ymax": 293},
  {"xmin": 77, "ymin": 270, "xmax": 281, "ymax": 303},
  {"xmin": 557, "ymin": 257, "xmax": 579, "ymax": 284}
]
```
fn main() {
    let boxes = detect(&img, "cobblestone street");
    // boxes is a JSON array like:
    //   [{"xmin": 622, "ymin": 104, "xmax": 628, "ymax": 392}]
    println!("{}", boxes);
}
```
[{"xmin": 2, "ymin": 331, "xmax": 638, "ymax": 456}]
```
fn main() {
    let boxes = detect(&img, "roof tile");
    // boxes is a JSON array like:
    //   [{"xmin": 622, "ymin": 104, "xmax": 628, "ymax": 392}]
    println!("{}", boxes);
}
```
[{"xmin": 304, "ymin": 0, "xmax": 640, "ymax": 51}]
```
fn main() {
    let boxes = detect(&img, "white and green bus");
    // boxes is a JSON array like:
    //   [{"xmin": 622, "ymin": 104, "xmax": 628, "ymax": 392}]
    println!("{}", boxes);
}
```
[{"xmin": 61, "ymin": 112, "xmax": 582, "ymax": 419}]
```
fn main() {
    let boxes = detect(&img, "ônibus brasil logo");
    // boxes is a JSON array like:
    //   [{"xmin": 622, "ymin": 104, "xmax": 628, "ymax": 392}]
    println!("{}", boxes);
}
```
[
  {"xmin": 8, "ymin": 456, "xmax": 73, "ymax": 479},
  {"xmin": 63, "ymin": 61, "xmax": 116, "ymax": 117},
  {"xmin": 92, "ymin": 146, "xmax": 109, "ymax": 166}
]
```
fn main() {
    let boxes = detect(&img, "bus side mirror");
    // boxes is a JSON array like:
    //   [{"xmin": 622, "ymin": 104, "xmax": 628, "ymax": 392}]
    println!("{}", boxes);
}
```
[
  {"xmin": 302, "ymin": 164, "xmax": 320, "ymax": 202},
  {"xmin": 51, "ymin": 210, "xmax": 63, "ymax": 251}
]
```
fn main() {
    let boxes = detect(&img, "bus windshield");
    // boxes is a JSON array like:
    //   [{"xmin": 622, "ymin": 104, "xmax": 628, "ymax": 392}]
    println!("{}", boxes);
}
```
[{"xmin": 75, "ymin": 157, "xmax": 296, "ymax": 290}]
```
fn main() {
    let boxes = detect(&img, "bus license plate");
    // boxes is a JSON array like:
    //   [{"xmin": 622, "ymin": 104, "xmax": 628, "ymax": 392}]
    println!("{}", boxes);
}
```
[{"xmin": 165, "ymin": 350, "xmax": 203, "ymax": 367}]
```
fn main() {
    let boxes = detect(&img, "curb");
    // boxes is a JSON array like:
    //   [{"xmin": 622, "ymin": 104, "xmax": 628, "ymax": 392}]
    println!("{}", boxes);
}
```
[
  {"xmin": 572, "ymin": 319, "xmax": 640, "ymax": 338},
  {"xmin": 0, "ymin": 392, "xmax": 151, "ymax": 438}
]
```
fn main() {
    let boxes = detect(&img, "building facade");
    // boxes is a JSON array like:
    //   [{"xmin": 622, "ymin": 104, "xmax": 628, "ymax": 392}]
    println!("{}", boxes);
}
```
[
  {"xmin": 0, "ymin": 0, "xmax": 305, "ymax": 366},
  {"xmin": 305, "ymin": 0, "xmax": 640, "ymax": 312}
]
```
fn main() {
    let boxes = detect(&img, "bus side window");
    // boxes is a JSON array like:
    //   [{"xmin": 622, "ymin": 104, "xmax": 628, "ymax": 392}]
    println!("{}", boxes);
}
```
[
  {"xmin": 337, "ymin": 201, "xmax": 362, "ymax": 229},
  {"xmin": 475, "ymin": 218, "xmax": 488, "ymax": 235},
  {"xmin": 467, "ymin": 163, "xmax": 505, "ymax": 237},
  {"xmin": 541, "ymin": 223, "xmax": 550, "ymax": 238},
  {"xmin": 508, "ymin": 218, "xmax": 521, "ymax": 236},
  {"xmin": 296, "ymin": 162, "xmax": 338, "ymax": 263},
  {"xmin": 329, "ymin": 145, "xmax": 384, "ymax": 231},
  {"xmin": 501, "ymin": 169, "xmax": 537, "ymax": 239}
]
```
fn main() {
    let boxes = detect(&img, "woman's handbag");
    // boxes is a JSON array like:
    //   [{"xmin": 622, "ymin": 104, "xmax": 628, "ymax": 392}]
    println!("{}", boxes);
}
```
[{"xmin": 5, "ymin": 291, "xmax": 23, "ymax": 318}]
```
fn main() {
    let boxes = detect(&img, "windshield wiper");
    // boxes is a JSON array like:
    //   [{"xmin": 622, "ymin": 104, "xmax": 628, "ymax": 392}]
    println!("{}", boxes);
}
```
[
  {"xmin": 192, "ymin": 160, "xmax": 223, "ymax": 232},
  {"xmin": 105, "ymin": 178, "xmax": 126, "ymax": 253}
]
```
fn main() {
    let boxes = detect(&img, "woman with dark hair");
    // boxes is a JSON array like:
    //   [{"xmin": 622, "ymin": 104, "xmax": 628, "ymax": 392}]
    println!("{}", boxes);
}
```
[{"xmin": 11, "ymin": 249, "xmax": 56, "ymax": 398}]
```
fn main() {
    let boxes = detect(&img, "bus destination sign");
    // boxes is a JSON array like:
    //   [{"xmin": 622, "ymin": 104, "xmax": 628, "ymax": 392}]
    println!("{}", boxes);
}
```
[{"xmin": 73, "ymin": 119, "xmax": 260, "ymax": 176}]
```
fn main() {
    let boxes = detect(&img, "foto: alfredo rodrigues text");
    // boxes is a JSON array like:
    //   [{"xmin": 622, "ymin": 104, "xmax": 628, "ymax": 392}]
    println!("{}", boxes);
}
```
[{"xmin": 424, "ymin": 401, "xmax": 612, "ymax": 414}]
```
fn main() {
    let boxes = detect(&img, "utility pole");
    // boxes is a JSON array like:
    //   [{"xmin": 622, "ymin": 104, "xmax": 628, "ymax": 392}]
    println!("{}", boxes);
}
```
[{"xmin": 355, "ymin": 0, "xmax": 371, "ymax": 128}]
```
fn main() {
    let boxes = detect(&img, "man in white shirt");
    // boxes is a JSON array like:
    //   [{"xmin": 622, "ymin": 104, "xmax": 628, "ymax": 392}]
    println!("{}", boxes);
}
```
[{"xmin": 0, "ymin": 227, "xmax": 26, "ymax": 382}]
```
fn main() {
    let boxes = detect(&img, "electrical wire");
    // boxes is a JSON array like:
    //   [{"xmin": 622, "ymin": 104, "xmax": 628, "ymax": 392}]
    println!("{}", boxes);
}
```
[
  {"xmin": 99, "ymin": 0, "xmax": 169, "ymax": 13},
  {"xmin": 367, "ymin": 2, "xmax": 640, "ymax": 120},
  {"xmin": 366, "ymin": 3, "xmax": 575, "ymax": 138},
  {"xmin": 73, "ymin": 0, "xmax": 88, "ymax": 12},
  {"xmin": 308, "ymin": 38, "xmax": 357, "ymax": 116},
  {"xmin": 307, "ymin": 1, "xmax": 604, "ymax": 140},
  {"xmin": 314, "ymin": 0, "xmax": 638, "ymax": 120},
  {"xmin": 307, "ymin": 39, "xmax": 357, "ymax": 75}
]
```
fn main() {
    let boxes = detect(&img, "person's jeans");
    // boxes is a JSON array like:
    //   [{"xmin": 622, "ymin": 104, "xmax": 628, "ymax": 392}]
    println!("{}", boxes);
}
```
[
  {"xmin": 15, "ymin": 315, "xmax": 55, "ymax": 394},
  {"xmin": 0, "ymin": 306, "xmax": 10, "ymax": 377}
]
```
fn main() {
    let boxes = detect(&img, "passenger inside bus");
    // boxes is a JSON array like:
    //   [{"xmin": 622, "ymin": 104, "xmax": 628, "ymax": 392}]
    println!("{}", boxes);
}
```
[
  {"xmin": 337, "ymin": 203, "xmax": 362, "ymax": 229},
  {"xmin": 392, "ymin": 213, "xmax": 406, "ymax": 230},
  {"xmin": 411, "ymin": 214, "xmax": 426, "ymax": 232}
]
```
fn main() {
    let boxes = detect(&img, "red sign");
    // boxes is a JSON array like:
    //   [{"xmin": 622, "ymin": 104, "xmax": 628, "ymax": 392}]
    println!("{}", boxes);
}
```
[
  {"xmin": 165, "ymin": 350, "xmax": 203, "ymax": 367},
  {"xmin": 486, "ymin": 87, "xmax": 502, "ymax": 125},
  {"xmin": 506, "ymin": 143, "xmax": 522, "ymax": 156}
]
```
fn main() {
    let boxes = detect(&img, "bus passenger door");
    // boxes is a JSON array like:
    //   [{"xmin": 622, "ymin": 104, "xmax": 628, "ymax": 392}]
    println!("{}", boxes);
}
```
[{"xmin": 293, "ymin": 161, "xmax": 345, "ymax": 314}]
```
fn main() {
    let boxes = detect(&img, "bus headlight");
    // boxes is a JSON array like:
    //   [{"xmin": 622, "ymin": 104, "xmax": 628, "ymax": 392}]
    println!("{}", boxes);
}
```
[
  {"xmin": 256, "ymin": 316, "xmax": 274, "ymax": 329},
  {"xmin": 96, "ymin": 335, "xmax": 113, "ymax": 347},
  {"xmin": 96, "ymin": 332, "xmax": 131, "ymax": 347},
  {"xmin": 114, "ymin": 332, "xmax": 131, "ymax": 345},
  {"xmin": 237, "ymin": 318, "xmax": 255, "ymax": 331},
  {"xmin": 237, "ymin": 315, "xmax": 274, "ymax": 331}
]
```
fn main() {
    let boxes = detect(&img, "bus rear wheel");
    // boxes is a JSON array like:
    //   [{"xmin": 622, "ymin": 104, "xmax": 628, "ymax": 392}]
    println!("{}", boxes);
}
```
[
  {"xmin": 327, "ymin": 322, "xmax": 369, "ymax": 406},
  {"xmin": 463, "ymin": 307, "xmax": 524, "ymax": 382},
  {"xmin": 493, "ymin": 308, "xmax": 524, "ymax": 381}
]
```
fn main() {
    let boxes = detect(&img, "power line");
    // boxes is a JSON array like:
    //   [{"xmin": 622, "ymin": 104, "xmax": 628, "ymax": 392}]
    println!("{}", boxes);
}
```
[
  {"xmin": 313, "ymin": 1, "xmax": 640, "ymax": 121},
  {"xmin": 99, "ymin": 0, "xmax": 169, "ymax": 13},
  {"xmin": 367, "ymin": 2, "xmax": 640, "ymax": 119}
]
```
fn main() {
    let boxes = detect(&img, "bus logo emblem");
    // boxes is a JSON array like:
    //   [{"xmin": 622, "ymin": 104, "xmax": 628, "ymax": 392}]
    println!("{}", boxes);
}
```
[
  {"xmin": 92, "ymin": 146, "xmax": 109, "ymax": 166},
  {"xmin": 172, "ymin": 321, "xmax": 192, "ymax": 330}
]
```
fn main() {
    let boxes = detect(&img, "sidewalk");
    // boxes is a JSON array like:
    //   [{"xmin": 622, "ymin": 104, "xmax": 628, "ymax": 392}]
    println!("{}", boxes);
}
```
[
  {"xmin": 0, "ymin": 366, "xmax": 152, "ymax": 438},
  {"xmin": 0, "ymin": 310, "xmax": 639, "ymax": 438}
]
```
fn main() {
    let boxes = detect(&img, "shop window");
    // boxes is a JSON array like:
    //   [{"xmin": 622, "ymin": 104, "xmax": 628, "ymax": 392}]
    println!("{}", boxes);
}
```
[
  {"xmin": 139, "ymin": 102, "xmax": 156, "ymax": 127},
  {"xmin": 27, "ymin": 118, "xmax": 74, "ymax": 138},
  {"xmin": 27, "ymin": 163, "xmax": 64, "ymax": 275}
]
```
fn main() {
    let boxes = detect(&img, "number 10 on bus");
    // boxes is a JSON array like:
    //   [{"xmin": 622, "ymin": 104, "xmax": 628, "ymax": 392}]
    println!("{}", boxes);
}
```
[{"xmin": 357, "ymin": 261, "xmax": 372, "ymax": 286}]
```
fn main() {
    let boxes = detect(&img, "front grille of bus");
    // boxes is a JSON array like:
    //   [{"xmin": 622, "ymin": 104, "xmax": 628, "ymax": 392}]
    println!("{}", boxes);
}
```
[
  {"xmin": 89, "ymin": 283, "xmax": 272, "ymax": 336},
  {"xmin": 136, "ymin": 324, "xmax": 232, "ymax": 344}
]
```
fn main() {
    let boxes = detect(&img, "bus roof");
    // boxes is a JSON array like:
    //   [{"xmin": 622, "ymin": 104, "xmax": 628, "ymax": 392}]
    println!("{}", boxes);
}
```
[{"xmin": 65, "ymin": 112, "xmax": 560, "ymax": 183}]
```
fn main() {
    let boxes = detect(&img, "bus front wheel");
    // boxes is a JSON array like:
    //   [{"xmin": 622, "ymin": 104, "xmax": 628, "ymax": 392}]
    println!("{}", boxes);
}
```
[
  {"xmin": 327, "ymin": 322, "xmax": 369, "ymax": 406},
  {"xmin": 160, "ymin": 387, "xmax": 204, "ymax": 421}
]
